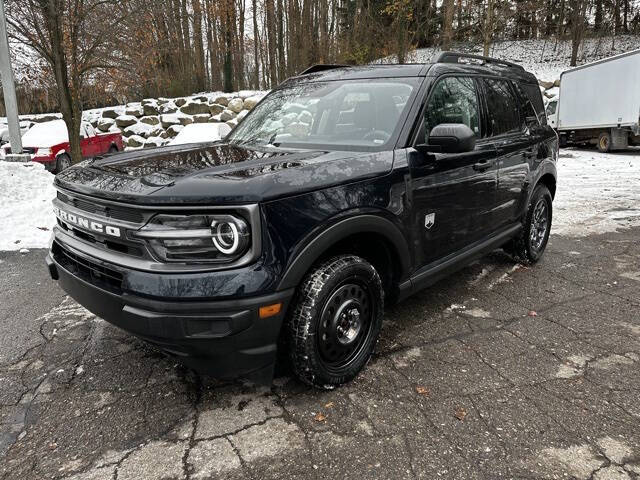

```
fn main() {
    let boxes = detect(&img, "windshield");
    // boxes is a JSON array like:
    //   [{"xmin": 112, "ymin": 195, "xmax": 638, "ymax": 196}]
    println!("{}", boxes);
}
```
[{"xmin": 227, "ymin": 78, "xmax": 419, "ymax": 151}]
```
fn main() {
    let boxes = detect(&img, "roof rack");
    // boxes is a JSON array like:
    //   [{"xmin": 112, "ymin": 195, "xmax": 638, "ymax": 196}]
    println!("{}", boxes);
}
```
[
  {"xmin": 434, "ymin": 52, "xmax": 525, "ymax": 71},
  {"xmin": 299, "ymin": 64, "xmax": 350, "ymax": 75}
]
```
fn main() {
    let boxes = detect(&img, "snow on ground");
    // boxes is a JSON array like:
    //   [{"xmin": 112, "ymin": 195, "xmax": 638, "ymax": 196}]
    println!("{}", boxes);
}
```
[
  {"xmin": 2, "ymin": 148, "xmax": 640, "ymax": 251},
  {"xmin": 553, "ymin": 148, "xmax": 640, "ymax": 237},
  {"xmin": 0, "ymin": 161, "xmax": 56, "ymax": 250}
]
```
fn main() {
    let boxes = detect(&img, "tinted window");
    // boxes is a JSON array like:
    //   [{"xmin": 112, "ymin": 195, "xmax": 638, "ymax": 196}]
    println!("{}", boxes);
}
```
[
  {"xmin": 521, "ymin": 83, "xmax": 545, "ymax": 119},
  {"xmin": 425, "ymin": 77, "xmax": 480, "ymax": 139},
  {"xmin": 483, "ymin": 78, "xmax": 520, "ymax": 136},
  {"xmin": 513, "ymin": 82, "xmax": 540, "ymax": 128}
]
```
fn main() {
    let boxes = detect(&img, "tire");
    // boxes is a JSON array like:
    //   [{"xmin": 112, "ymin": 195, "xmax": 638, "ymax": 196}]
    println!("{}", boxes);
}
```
[
  {"xmin": 598, "ymin": 131, "xmax": 611, "ymax": 153},
  {"xmin": 287, "ymin": 255, "xmax": 384, "ymax": 389},
  {"xmin": 108, "ymin": 145, "xmax": 119, "ymax": 154},
  {"xmin": 55, "ymin": 153, "xmax": 71, "ymax": 173},
  {"xmin": 506, "ymin": 185, "xmax": 553, "ymax": 264}
]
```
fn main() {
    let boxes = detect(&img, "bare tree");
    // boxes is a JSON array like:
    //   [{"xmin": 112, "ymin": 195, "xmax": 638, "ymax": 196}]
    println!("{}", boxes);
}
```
[{"xmin": 7, "ymin": 0, "xmax": 127, "ymax": 164}]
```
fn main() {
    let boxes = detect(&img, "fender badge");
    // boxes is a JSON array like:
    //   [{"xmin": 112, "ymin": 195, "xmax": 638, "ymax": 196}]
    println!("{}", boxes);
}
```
[{"xmin": 425, "ymin": 213, "xmax": 436, "ymax": 230}]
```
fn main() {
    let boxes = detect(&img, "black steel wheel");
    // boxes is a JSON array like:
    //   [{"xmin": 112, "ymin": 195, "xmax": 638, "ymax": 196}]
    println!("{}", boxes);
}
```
[
  {"xmin": 505, "ymin": 184, "xmax": 553, "ymax": 264},
  {"xmin": 288, "ymin": 255, "xmax": 383, "ymax": 389}
]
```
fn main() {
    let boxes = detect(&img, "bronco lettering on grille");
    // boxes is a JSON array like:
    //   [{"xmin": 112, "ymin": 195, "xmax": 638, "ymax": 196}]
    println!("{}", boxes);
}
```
[{"xmin": 53, "ymin": 206, "xmax": 121, "ymax": 238}]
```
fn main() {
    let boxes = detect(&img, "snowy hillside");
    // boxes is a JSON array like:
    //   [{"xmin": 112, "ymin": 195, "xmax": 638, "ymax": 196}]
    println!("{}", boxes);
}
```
[{"xmin": 380, "ymin": 35, "xmax": 640, "ymax": 84}]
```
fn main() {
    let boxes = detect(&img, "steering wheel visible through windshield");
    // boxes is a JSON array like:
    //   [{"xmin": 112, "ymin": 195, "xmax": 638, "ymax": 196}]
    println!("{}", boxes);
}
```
[{"xmin": 227, "ymin": 78, "xmax": 418, "ymax": 151}]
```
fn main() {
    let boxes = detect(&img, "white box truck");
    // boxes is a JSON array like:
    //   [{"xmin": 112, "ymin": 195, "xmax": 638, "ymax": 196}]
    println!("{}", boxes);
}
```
[{"xmin": 548, "ymin": 49, "xmax": 640, "ymax": 152}]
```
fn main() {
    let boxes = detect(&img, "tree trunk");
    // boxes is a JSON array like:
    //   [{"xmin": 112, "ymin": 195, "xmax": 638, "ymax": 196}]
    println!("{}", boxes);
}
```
[{"xmin": 442, "ymin": 0, "xmax": 455, "ymax": 50}]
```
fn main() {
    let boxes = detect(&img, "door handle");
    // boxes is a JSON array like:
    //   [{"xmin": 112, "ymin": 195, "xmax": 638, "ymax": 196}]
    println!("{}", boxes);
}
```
[{"xmin": 473, "ymin": 161, "xmax": 491, "ymax": 172}]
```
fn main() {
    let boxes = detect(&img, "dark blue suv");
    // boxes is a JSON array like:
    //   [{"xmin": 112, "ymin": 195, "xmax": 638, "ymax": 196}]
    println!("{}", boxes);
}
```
[{"xmin": 46, "ymin": 53, "xmax": 558, "ymax": 388}]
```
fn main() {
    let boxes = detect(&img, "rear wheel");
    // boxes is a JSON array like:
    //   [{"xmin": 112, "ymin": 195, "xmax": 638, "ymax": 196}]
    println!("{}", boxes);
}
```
[
  {"xmin": 505, "ymin": 185, "xmax": 553, "ymax": 264},
  {"xmin": 287, "ymin": 255, "xmax": 383, "ymax": 389},
  {"xmin": 598, "ymin": 131, "xmax": 611, "ymax": 153},
  {"xmin": 55, "ymin": 153, "xmax": 71, "ymax": 173}
]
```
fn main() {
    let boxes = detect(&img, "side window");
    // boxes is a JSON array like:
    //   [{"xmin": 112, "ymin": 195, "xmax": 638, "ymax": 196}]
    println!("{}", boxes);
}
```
[
  {"xmin": 546, "ymin": 101, "xmax": 557, "ymax": 116},
  {"xmin": 79, "ymin": 124, "xmax": 88, "ymax": 139},
  {"xmin": 425, "ymin": 76, "xmax": 480, "ymax": 140},
  {"xmin": 513, "ymin": 82, "xmax": 540, "ymax": 129},
  {"xmin": 482, "ymin": 78, "xmax": 521, "ymax": 136}
]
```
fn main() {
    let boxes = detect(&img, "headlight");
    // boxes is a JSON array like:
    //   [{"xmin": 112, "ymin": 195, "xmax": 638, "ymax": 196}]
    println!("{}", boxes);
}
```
[
  {"xmin": 134, "ymin": 214, "xmax": 250, "ymax": 263},
  {"xmin": 36, "ymin": 148, "xmax": 52, "ymax": 156}
]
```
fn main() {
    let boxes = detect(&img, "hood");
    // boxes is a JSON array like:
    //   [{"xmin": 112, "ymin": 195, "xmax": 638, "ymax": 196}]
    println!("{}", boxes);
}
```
[{"xmin": 54, "ymin": 142, "xmax": 394, "ymax": 204}]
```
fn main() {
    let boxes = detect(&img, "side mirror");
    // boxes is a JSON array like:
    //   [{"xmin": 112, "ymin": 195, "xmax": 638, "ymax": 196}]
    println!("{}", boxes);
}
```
[{"xmin": 418, "ymin": 124, "xmax": 476, "ymax": 154}]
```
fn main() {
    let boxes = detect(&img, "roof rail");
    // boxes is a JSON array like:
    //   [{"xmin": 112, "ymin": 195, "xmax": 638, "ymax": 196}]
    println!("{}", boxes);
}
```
[
  {"xmin": 434, "ymin": 52, "xmax": 525, "ymax": 71},
  {"xmin": 299, "ymin": 64, "xmax": 350, "ymax": 75}
]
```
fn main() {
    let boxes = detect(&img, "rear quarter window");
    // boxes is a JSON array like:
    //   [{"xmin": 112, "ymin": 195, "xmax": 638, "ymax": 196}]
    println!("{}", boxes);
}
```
[{"xmin": 520, "ymin": 82, "xmax": 547, "ymax": 124}]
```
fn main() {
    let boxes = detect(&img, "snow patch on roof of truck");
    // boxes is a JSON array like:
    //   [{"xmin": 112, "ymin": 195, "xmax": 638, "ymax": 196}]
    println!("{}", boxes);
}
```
[{"xmin": 21, "ymin": 120, "xmax": 69, "ymax": 148}]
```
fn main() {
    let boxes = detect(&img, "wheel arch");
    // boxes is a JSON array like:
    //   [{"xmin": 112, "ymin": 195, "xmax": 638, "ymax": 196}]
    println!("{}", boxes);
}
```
[
  {"xmin": 276, "ymin": 214, "xmax": 411, "ymax": 296},
  {"xmin": 537, "ymin": 172, "xmax": 557, "ymax": 199}
]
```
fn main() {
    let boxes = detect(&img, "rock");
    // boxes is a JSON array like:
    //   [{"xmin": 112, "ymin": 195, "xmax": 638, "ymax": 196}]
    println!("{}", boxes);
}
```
[
  {"xmin": 160, "ymin": 114, "xmax": 187, "ymax": 128},
  {"xmin": 193, "ymin": 95, "xmax": 209, "ymax": 102},
  {"xmin": 141, "ymin": 98, "xmax": 157, "ymax": 105},
  {"xmin": 180, "ymin": 101, "xmax": 211, "ymax": 115},
  {"xmin": 159, "ymin": 103, "xmax": 177, "ymax": 114},
  {"xmin": 209, "ymin": 104, "xmax": 225, "ymax": 115},
  {"xmin": 220, "ymin": 109, "xmax": 237, "ymax": 122},
  {"xmin": 174, "ymin": 98, "xmax": 187, "ymax": 107},
  {"xmin": 102, "ymin": 107, "xmax": 124, "ymax": 119},
  {"xmin": 554, "ymin": 79, "xmax": 561, "ymax": 87},
  {"xmin": 237, "ymin": 110, "xmax": 249, "ymax": 122},
  {"xmin": 166, "ymin": 125, "xmax": 184, "ymax": 137},
  {"xmin": 144, "ymin": 136, "xmax": 165, "ymax": 148},
  {"xmin": 227, "ymin": 98, "xmax": 244, "ymax": 113},
  {"xmin": 140, "ymin": 116, "xmax": 160, "ymax": 126},
  {"xmin": 238, "ymin": 90, "xmax": 259, "ymax": 100},
  {"xmin": 97, "ymin": 118, "xmax": 115, "ymax": 132},
  {"xmin": 159, "ymin": 131, "xmax": 169, "ymax": 139},
  {"xmin": 143, "ymin": 103, "xmax": 159, "ymax": 116},
  {"xmin": 124, "ymin": 122, "xmax": 161, "ymax": 139},
  {"xmin": 157, "ymin": 97, "xmax": 170, "ymax": 105},
  {"xmin": 226, "ymin": 119, "xmax": 238, "ymax": 129},
  {"xmin": 115, "ymin": 115, "xmax": 138, "ymax": 128},
  {"xmin": 125, "ymin": 104, "xmax": 144, "ymax": 117},
  {"xmin": 209, "ymin": 114, "xmax": 222, "ymax": 123},
  {"xmin": 538, "ymin": 79, "xmax": 555, "ymax": 89},
  {"xmin": 31, "ymin": 114, "xmax": 60, "ymax": 123},
  {"xmin": 243, "ymin": 96, "xmax": 261, "ymax": 110},
  {"xmin": 193, "ymin": 114, "xmax": 211, "ymax": 123},
  {"xmin": 126, "ymin": 135, "xmax": 145, "ymax": 148},
  {"xmin": 214, "ymin": 95, "xmax": 230, "ymax": 106}
]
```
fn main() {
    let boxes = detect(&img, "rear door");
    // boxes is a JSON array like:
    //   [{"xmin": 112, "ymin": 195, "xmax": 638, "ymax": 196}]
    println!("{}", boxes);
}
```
[
  {"xmin": 480, "ymin": 77, "xmax": 532, "ymax": 229},
  {"xmin": 407, "ymin": 75, "xmax": 498, "ymax": 268}
]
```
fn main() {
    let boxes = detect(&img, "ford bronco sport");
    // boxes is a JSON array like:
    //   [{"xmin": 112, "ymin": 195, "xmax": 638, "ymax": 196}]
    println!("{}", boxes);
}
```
[{"xmin": 46, "ymin": 53, "xmax": 558, "ymax": 389}]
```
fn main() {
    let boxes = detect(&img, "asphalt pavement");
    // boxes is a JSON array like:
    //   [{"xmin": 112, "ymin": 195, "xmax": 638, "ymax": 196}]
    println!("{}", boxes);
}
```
[{"xmin": 1, "ymin": 226, "xmax": 639, "ymax": 480}]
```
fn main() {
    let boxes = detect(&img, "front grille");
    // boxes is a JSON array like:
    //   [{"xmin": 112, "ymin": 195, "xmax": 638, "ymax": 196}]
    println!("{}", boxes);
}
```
[
  {"xmin": 57, "ymin": 192, "xmax": 144, "ymax": 224},
  {"xmin": 3, "ymin": 147, "xmax": 36, "ymax": 155},
  {"xmin": 52, "ymin": 241, "xmax": 123, "ymax": 294}
]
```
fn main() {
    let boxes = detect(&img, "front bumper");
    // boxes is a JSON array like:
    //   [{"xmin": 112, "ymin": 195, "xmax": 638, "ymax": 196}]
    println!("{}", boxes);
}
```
[{"xmin": 46, "ymin": 243, "xmax": 294, "ymax": 383}]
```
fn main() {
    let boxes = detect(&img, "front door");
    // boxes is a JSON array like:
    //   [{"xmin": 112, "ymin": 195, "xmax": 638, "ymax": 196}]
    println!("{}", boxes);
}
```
[{"xmin": 407, "ymin": 75, "xmax": 498, "ymax": 268}]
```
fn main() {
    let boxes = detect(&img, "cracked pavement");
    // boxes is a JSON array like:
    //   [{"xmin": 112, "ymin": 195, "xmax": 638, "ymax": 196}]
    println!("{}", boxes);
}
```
[{"xmin": 1, "ymin": 224, "xmax": 639, "ymax": 479}]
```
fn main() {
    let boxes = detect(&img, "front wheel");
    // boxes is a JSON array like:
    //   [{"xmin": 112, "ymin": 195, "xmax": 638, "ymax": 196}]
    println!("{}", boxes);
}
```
[
  {"xmin": 506, "ymin": 185, "xmax": 553, "ymax": 264},
  {"xmin": 55, "ymin": 153, "xmax": 71, "ymax": 173},
  {"xmin": 287, "ymin": 255, "xmax": 384, "ymax": 389}
]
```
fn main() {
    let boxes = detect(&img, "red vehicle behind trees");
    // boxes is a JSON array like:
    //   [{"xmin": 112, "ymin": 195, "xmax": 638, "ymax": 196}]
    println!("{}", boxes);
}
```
[{"xmin": 0, "ymin": 120, "xmax": 123, "ymax": 172}]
